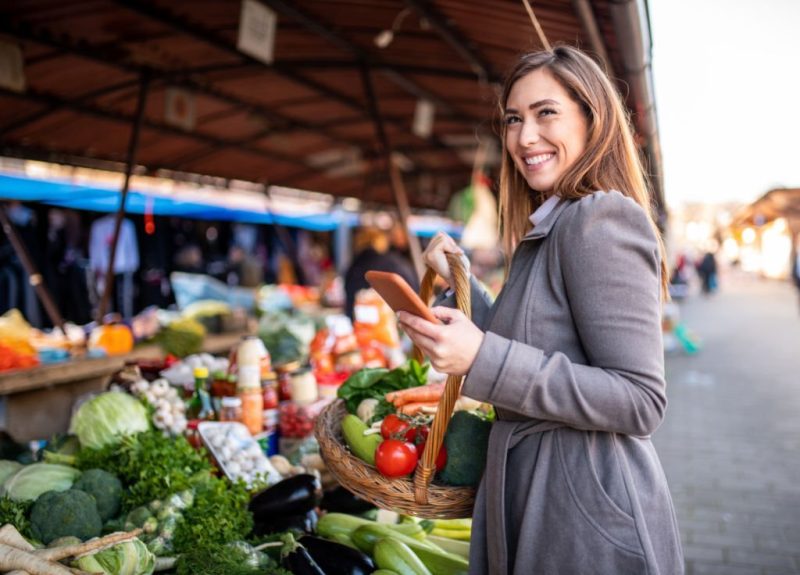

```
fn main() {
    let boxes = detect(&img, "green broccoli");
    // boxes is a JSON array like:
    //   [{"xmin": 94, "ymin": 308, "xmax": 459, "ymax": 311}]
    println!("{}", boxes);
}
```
[
  {"xmin": 30, "ymin": 489, "xmax": 103, "ymax": 544},
  {"xmin": 123, "ymin": 505, "xmax": 153, "ymax": 530},
  {"xmin": 72, "ymin": 468, "xmax": 122, "ymax": 521},
  {"xmin": 438, "ymin": 411, "xmax": 492, "ymax": 487}
]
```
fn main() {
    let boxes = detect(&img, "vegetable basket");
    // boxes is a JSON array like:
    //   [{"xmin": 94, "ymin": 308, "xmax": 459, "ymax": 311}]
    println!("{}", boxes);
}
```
[{"xmin": 316, "ymin": 253, "xmax": 475, "ymax": 518}]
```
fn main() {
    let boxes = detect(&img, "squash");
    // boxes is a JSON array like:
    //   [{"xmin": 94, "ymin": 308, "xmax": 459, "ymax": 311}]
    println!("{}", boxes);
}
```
[{"xmin": 89, "ymin": 324, "xmax": 134, "ymax": 355}]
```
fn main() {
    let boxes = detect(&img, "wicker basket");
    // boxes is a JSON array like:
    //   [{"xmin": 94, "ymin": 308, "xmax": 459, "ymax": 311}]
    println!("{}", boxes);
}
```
[{"xmin": 315, "ymin": 253, "xmax": 475, "ymax": 519}]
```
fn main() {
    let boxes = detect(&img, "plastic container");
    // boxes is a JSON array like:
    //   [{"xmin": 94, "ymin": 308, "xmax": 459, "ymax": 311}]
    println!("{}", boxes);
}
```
[
  {"xmin": 197, "ymin": 421, "xmax": 281, "ymax": 486},
  {"xmin": 220, "ymin": 396, "xmax": 243, "ymax": 422},
  {"xmin": 289, "ymin": 366, "xmax": 318, "ymax": 406},
  {"xmin": 279, "ymin": 398, "xmax": 332, "ymax": 438}
]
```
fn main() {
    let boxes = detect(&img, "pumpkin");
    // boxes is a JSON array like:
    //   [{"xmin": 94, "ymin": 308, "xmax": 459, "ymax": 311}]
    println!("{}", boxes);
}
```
[{"xmin": 89, "ymin": 324, "xmax": 134, "ymax": 355}]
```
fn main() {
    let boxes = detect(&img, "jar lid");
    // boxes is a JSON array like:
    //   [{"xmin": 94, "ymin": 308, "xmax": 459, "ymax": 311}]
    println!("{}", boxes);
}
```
[
  {"xmin": 221, "ymin": 396, "xmax": 243, "ymax": 407},
  {"xmin": 193, "ymin": 366, "xmax": 209, "ymax": 378},
  {"xmin": 275, "ymin": 360, "xmax": 302, "ymax": 373}
]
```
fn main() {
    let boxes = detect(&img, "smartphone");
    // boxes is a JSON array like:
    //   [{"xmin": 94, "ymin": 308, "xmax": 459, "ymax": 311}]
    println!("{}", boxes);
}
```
[{"xmin": 364, "ymin": 270, "xmax": 440, "ymax": 324}]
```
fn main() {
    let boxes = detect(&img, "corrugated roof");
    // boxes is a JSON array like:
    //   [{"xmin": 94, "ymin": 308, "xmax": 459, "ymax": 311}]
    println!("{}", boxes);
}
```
[{"xmin": 0, "ymin": 0, "xmax": 660, "ymax": 211}]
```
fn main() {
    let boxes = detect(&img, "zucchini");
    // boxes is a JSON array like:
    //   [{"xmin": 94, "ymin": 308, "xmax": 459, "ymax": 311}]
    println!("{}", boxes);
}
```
[
  {"xmin": 353, "ymin": 526, "xmax": 468, "ymax": 575},
  {"xmin": 373, "ymin": 571, "xmax": 401, "ymax": 575},
  {"xmin": 352, "ymin": 525, "xmax": 437, "ymax": 555},
  {"xmin": 342, "ymin": 414, "xmax": 382, "ymax": 465},
  {"xmin": 317, "ymin": 512, "xmax": 425, "ymax": 541},
  {"xmin": 426, "ymin": 535, "xmax": 470, "ymax": 559},
  {"xmin": 430, "ymin": 527, "xmax": 471, "ymax": 541},
  {"xmin": 374, "ymin": 538, "xmax": 432, "ymax": 575}
]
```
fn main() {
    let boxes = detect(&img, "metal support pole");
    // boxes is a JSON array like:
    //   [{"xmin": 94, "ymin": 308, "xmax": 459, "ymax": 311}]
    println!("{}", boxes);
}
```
[
  {"xmin": 359, "ymin": 64, "xmax": 425, "ymax": 281},
  {"xmin": 97, "ymin": 72, "xmax": 150, "ymax": 320},
  {"xmin": 0, "ymin": 203, "xmax": 66, "ymax": 333}
]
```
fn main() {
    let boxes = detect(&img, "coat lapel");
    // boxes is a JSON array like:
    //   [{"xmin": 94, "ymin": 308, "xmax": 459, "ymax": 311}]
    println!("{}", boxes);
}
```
[{"xmin": 522, "ymin": 198, "xmax": 573, "ymax": 241}]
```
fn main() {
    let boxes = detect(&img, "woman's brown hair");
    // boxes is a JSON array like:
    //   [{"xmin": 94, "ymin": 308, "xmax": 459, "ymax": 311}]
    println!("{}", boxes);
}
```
[{"xmin": 497, "ymin": 45, "xmax": 669, "ymax": 299}]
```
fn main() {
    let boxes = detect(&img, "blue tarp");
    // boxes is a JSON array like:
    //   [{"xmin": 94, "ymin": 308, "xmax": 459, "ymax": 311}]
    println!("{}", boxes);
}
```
[
  {"xmin": 0, "ymin": 173, "xmax": 460, "ymax": 236},
  {"xmin": 0, "ymin": 173, "xmax": 361, "ymax": 231}
]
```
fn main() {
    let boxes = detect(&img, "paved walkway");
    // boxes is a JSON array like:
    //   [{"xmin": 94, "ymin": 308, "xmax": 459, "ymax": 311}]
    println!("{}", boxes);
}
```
[{"xmin": 654, "ymin": 271, "xmax": 800, "ymax": 574}]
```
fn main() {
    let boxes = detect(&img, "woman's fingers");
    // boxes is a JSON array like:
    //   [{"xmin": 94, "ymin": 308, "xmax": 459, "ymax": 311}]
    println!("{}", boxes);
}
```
[
  {"xmin": 422, "ymin": 232, "xmax": 468, "ymax": 283},
  {"xmin": 431, "ymin": 306, "xmax": 464, "ymax": 324},
  {"xmin": 397, "ymin": 311, "xmax": 440, "ymax": 339},
  {"xmin": 398, "ymin": 308, "xmax": 483, "ymax": 376}
]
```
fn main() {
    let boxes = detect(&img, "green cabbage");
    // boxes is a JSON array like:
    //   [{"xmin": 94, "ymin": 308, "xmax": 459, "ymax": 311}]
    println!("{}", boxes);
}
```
[
  {"xmin": 0, "ymin": 460, "xmax": 22, "ymax": 484},
  {"xmin": 70, "ymin": 392, "xmax": 150, "ymax": 450},
  {"xmin": 75, "ymin": 538, "xmax": 155, "ymax": 575},
  {"xmin": 0, "ymin": 463, "xmax": 81, "ymax": 502}
]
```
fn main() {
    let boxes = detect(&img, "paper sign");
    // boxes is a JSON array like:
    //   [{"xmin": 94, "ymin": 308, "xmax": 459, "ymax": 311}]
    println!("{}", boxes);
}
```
[
  {"xmin": 164, "ymin": 88, "xmax": 196, "ymax": 131},
  {"xmin": 0, "ymin": 41, "xmax": 26, "ymax": 93},
  {"xmin": 237, "ymin": 0, "xmax": 277, "ymax": 65},
  {"xmin": 412, "ymin": 99, "xmax": 435, "ymax": 138}
]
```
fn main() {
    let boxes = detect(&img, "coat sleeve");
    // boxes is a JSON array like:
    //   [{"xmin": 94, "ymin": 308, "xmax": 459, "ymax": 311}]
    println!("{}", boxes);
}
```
[{"xmin": 461, "ymin": 191, "xmax": 667, "ymax": 436}]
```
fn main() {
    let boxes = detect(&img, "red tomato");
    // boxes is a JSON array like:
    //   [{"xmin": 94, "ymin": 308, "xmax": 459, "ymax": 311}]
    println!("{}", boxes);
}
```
[
  {"xmin": 375, "ymin": 439, "xmax": 419, "ymax": 477},
  {"xmin": 381, "ymin": 414, "xmax": 412, "ymax": 440},
  {"xmin": 403, "ymin": 423, "xmax": 430, "ymax": 445},
  {"xmin": 414, "ymin": 442, "xmax": 447, "ymax": 472}
]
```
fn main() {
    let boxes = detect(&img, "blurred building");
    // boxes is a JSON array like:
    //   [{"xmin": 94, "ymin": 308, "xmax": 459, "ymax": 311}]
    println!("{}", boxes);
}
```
[{"xmin": 729, "ymin": 188, "xmax": 800, "ymax": 279}]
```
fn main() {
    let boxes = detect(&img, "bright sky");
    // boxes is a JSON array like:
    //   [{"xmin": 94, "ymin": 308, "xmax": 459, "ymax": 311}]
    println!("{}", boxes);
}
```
[{"xmin": 649, "ymin": 0, "xmax": 800, "ymax": 208}]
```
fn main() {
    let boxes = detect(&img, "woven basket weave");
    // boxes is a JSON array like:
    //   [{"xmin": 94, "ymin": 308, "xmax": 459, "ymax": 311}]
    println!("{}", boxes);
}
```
[{"xmin": 315, "ymin": 253, "xmax": 475, "ymax": 519}]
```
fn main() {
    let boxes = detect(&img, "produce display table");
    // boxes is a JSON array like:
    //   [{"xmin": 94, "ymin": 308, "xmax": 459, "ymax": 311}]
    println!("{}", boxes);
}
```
[{"xmin": 0, "ymin": 332, "xmax": 247, "ymax": 442}]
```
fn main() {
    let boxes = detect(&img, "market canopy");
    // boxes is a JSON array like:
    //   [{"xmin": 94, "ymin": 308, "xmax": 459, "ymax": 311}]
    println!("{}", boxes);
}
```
[
  {"xmin": 0, "ymin": 0, "xmax": 664, "ymax": 213},
  {"xmin": 731, "ymin": 188, "xmax": 800, "ymax": 229}
]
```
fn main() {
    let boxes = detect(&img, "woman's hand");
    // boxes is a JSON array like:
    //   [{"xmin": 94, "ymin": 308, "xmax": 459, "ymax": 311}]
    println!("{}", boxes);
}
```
[
  {"xmin": 398, "ymin": 307, "xmax": 484, "ymax": 376},
  {"xmin": 423, "ymin": 232, "xmax": 470, "ymax": 289}
]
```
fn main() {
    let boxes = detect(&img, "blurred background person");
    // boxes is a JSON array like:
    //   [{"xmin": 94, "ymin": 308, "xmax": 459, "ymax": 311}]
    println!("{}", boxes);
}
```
[
  {"xmin": 344, "ymin": 226, "xmax": 417, "ymax": 320},
  {"xmin": 696, "ymin": 249, "xmax": 719, "ymax": 295}
]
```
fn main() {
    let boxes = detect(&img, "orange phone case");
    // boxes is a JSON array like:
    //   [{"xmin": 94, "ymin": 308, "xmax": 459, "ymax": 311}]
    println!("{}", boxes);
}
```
[{"xmin": 364, "ymin": 271, "xmax": 439, "ymax": 324}]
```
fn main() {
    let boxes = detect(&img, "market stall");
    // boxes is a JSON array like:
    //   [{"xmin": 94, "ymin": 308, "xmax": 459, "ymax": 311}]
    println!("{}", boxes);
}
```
[{"xmin": 0, "ymin": 0, "xmax": 664, "ymax": 572}]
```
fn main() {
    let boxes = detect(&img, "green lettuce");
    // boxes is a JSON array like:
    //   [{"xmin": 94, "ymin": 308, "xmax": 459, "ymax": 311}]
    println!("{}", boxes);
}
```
[
  {"xmin": 75, "ymin": 537, "xmax": 155, "ymax": 575},
  {"xmin": 0, "ymin": 462, "xmax": 81, "ymax": 502},
  {"xmin": 70, "ymin": 392, "xmax": 150, "ymax": 450},
  {"xmin": 337, "ymin": 359, "xmax": 428, "ymax": 414}
]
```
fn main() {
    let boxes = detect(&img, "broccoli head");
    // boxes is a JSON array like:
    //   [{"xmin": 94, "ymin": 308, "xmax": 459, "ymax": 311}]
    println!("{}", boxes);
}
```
[
  {"xmin": 30, "ymin": 489, "xmax": 103, "ymax": 544},
  {"xmin": 73, "ymin": 468, "xmax": 123, "ymax": 521}
]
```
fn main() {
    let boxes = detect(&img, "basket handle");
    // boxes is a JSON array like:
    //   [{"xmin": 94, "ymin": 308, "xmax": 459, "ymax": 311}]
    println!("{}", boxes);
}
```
[{"xmin": 412, "ymin": 252, "xmax": 471, "ymax": 505}]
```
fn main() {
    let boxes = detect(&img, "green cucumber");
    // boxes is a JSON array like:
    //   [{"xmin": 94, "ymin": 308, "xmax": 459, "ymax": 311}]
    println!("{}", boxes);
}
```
[
  {"xmin": 374, "ymin": 538, "xmax": 433, "ymax": 575},
  {"xmin": 342, "ymin": 414, "xmax": 382, "ymax": 465},
  {"xmin": 352, "ymin": 525, "xmax": 468, "ymax": 575},
  {"xmin": 373, "ymin": 571, "xmax": 401, "ymax": 575},
  {"xmin": 317, "ymin": 512, "xmax": 426, "ymax": 541}
]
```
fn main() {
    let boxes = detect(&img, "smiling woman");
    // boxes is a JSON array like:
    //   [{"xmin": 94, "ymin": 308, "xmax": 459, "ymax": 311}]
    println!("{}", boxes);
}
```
[{"xmin": 397, "ymin": 45, "xmax": 684, "ymax": 575}]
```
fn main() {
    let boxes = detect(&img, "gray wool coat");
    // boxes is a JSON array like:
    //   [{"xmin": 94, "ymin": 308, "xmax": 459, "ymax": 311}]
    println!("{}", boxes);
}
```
[{"xmin": 442, "ymin": 191, "xmax": 683, "ymax": 575}]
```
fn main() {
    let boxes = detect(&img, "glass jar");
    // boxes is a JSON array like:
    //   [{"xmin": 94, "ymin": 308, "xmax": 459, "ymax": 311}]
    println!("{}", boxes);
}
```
[
  {"xmin": 290, "ymin": 367, "xmax": 318, "ymax": 406},
  {"xmin": 220, "ymin": 396, "xmax": 243, "ymax": 422},
  {"xmin": 185, "ymin": 420, "xmax": 202, "ymax": 449},
  {"xmin": 275, "ymin": 360, "xmax": 301, "ymax": 401},
  {"xmin": 261, "ymin": 372, "xmax": 280, "ymax": 433}
]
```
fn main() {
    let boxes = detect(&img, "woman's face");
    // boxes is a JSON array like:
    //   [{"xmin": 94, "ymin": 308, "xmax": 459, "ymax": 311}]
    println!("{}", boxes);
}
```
[{"xmin": 504, "ymin": 68, "xmax": 589, "ymax": 195}]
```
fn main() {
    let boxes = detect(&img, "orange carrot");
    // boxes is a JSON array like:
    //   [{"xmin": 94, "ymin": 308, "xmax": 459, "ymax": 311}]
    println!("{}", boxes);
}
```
[
  {"xmin": 387, "ymin": 383, "xmax": 445, "ymax": 407},
  {"xmin": 399, "ymin": 401, "xmax": 440, "ymax": 415}
]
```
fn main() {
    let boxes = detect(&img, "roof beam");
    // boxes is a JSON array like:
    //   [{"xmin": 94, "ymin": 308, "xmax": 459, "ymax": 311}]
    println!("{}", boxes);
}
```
[
  {"xmin": 0, "ymin": 20, "xmax": 377, "ymax": 151},
  {"xmin": 0, "ymin": 86, "xmax": 309, "ymax": 169},
  {"xmin": 179, "ymin": 60, "xmax": 491, "ymax": 82},
  {"xmin": 403, "ymin": 0, "xmax": 500, "ymax": 84},
  {"xmin": 0, "ymin": 78, "xmax": 143, "ymax": 138},
  {"xmin": 110, "ymin": 0, "xmax": 468, "ymax": 166},
  {"xmin": 259, "ymin": 0, "xmax": 478, "ymax": 122}
]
